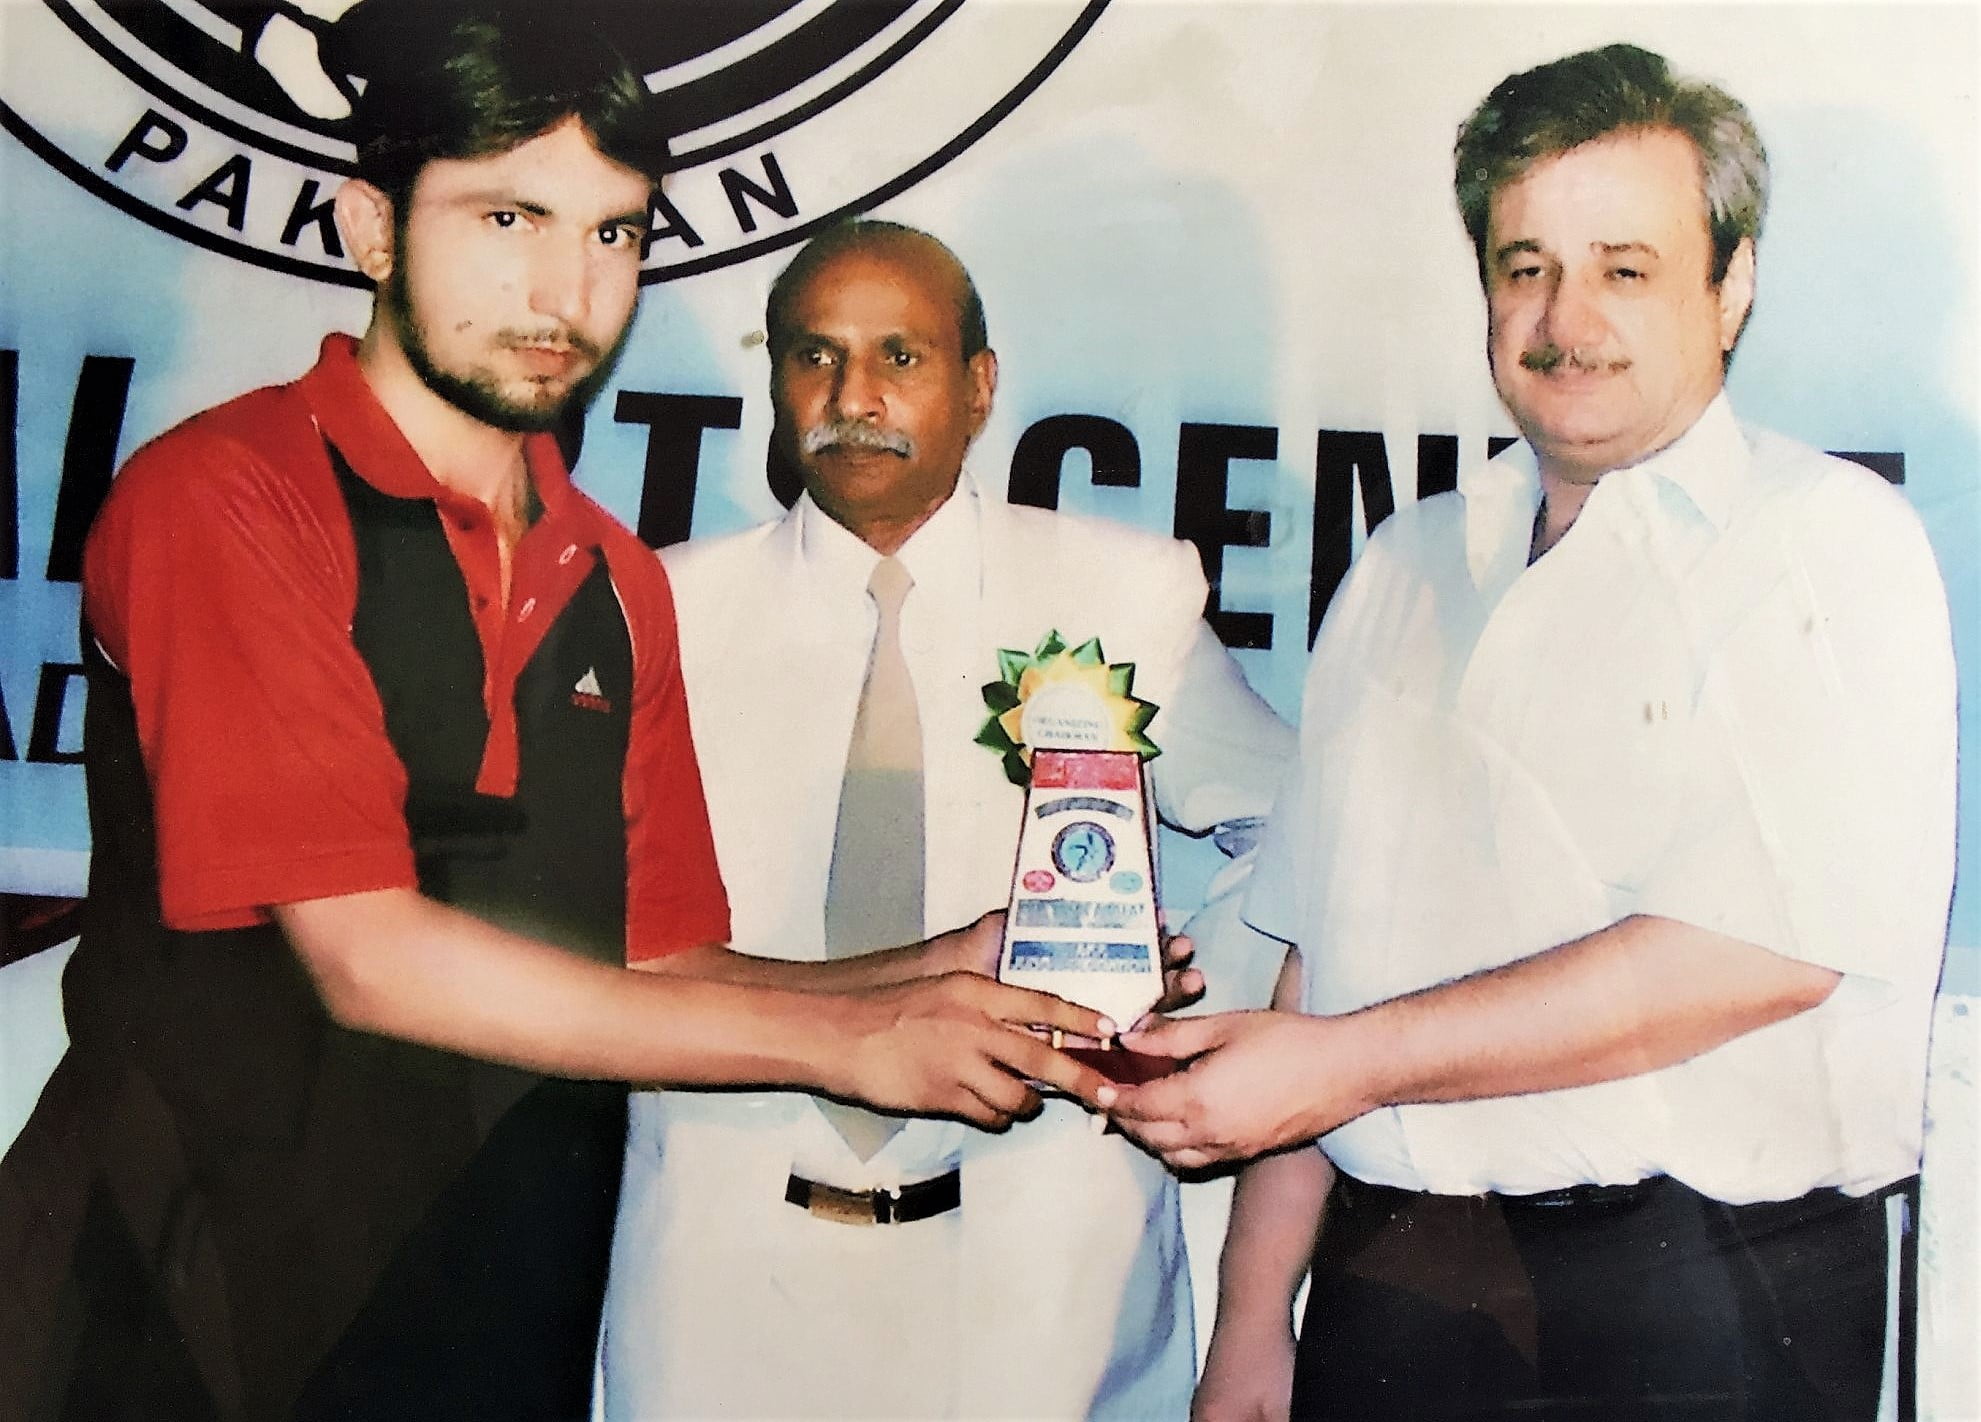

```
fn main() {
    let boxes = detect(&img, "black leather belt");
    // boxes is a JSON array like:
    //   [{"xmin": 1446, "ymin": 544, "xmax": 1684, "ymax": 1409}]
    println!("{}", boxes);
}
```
[
  {"xmin": 1499, "ymin": 1177, "xmax": 1665, "ymax": 1213},
  {"xmin": 784, "ymin": 1169, "xmax": 961, "ymax": 1226},
  {"xmin": 1335, "ymin": 1172, "xmax": 1666, "ymax": 1219}
]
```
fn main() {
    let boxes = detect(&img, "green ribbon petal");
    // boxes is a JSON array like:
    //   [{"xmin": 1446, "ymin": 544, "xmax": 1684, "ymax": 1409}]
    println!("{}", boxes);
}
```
[
  {"xmin": 977, "ymin": 629, "xmax": 1163, "ymax": 785},
  {"xmin": 1001, "ymin": 747, "xmax": 1029, "ymax": 786}
]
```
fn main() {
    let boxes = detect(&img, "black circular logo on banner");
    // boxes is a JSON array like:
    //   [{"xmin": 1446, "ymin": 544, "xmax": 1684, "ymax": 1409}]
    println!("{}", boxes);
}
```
[{"xmin": 0, "ymin": 0, "xmax": 1105, "ymax": 285}]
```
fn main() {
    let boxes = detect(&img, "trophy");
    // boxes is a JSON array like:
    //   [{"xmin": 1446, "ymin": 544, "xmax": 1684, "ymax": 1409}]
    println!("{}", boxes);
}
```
[{"xmin": 979, "ymin": 633, "xmax": 1173, "ymax": 1080}]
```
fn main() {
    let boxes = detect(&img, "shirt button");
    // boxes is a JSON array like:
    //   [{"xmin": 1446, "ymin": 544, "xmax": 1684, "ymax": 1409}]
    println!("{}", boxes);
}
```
[
  {"xmin": 558, "ymin": 544, "xmax": 578, "ymax": 565},
  {"xmin": 518, "ymin": 597, "xmax": 537, "ymax": 621}
]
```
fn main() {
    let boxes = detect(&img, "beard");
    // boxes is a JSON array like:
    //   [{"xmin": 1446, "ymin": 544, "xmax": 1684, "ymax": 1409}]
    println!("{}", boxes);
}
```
[{"xmin": 384, "ymin": 263, "xmax": 614, "ymax": 433}]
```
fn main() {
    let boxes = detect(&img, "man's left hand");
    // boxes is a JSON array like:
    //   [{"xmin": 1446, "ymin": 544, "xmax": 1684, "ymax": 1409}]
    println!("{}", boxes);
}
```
[
  {"xmin": 1070, "ymin": 933, "xmax": 1203, "ymax": 1048},
  {"xmin": 926, "ymin": 918, "xmax": 1202, "ymax": 1026},
  {"xmin": 1107, "ymin": 1010, "xmax": 1371, "ymax": 1169},
  {"xmin": 923, "ymin": 911, "xmax": 1008, "ymax": 978},
  {"xmin": 1149, "ymin": 932, "xmax": 1204, "ymax": 1019}
]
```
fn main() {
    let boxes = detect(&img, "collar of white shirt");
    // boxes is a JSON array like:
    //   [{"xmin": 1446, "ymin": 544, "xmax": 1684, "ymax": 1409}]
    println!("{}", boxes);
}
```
[
  {"xmin": 1459, "ymin": 393, "xmax": 1749, "ymax": 589},
  {"xmin": 793, "ymin": 470, "xmax": 983, "ymax": 619}
]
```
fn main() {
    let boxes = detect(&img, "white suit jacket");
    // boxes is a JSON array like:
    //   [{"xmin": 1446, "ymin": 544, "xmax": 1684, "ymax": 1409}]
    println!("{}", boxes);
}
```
[{"xmin": 604, "ymin": 489, "xmax": 1290, "ymax": 1420}]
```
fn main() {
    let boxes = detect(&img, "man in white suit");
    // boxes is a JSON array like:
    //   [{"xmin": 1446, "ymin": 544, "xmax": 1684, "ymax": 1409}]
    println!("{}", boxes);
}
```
[{"xmin": 602, "ymin": 221, "xmax": 1292, "ymax": 1418}]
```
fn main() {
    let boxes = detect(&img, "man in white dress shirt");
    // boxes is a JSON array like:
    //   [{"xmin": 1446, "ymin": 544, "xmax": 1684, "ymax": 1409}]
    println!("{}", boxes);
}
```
[
  {"xmin": 1117, "ymin": 44, "xmax": 1956, "ymax": 1422},
  {"xmin": 602, "ymin": 221, "xmax": 1291, "ymax": 1418}
]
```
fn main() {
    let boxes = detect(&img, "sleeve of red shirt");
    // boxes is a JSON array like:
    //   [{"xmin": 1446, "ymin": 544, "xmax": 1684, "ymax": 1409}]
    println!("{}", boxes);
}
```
[
  {"xmin": 607, "ymin": 534, "xmax": 732, "ymax": 962},
  {"xmin": 83, "ymin": 402, "xmax": 419, "ymax": 930}
]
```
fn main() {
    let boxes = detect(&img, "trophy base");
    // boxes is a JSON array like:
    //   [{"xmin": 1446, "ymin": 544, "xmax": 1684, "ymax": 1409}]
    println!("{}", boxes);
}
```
[{"xmin": 1064, "ymin": 1045, "xmax": 1181, "ymax": 1084}]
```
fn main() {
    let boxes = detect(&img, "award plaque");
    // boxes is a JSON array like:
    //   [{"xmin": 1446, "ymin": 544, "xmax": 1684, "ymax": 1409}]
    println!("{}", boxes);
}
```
[
  {"xmin": 979, "ymin": 633, "xmax": 1169, "ymax": 1047},
  {"xmin": 1000, "ymin": 748, "xmax": 1165, "ymax": 1031}
]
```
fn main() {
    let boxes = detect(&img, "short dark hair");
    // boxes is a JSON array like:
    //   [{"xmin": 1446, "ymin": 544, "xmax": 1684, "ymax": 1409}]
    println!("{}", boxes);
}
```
[
  {"xmin": 1454, "ymin": 43, "xmax": 1767, "ymax": 283},
  {"xmin": 334, "ymin": 0, "xmax": 669, "ymax": 210},
  {"xmin": 765, "ymin": 220, "xmax": 989, "ymax": 363}
]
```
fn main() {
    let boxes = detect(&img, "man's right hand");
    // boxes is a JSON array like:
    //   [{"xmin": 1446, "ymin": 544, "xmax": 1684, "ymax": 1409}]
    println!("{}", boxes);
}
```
[
  {"xmin": 823, "ymin": 972, "xmax": 1119, "ymax": 1127},
  {"xmin": 1109, "ymin": 1010, "xmax": 1363, "ymax": 1169}
]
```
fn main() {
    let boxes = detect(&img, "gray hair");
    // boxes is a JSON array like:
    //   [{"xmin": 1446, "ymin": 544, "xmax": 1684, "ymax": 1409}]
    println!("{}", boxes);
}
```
[{"xmin": 1454, "ymin": 43, "xmax": 1768, "ymax": 283}]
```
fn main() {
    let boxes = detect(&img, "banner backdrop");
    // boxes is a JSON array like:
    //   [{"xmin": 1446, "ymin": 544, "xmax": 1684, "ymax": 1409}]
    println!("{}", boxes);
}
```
[{"xmin": 1, "ymin": 0, "xmax": 1977, "ymax": 1407}]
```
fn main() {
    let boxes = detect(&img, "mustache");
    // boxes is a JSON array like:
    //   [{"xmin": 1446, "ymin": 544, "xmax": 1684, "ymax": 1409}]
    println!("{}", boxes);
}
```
[
  {"xmin": 1519, "ymin": 344, "xmax": 1630, "ymax": 375},
  {"xmin": 499, "ymin": 327, "xmax": 605, "ymax": 363},
  {"xmin": 799, "ymin": 420, "xmax": 914, "ymax": 458}
]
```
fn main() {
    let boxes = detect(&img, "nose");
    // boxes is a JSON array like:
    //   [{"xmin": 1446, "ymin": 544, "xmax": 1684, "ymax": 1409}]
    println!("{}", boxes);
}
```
[
  {"xmin": 830, "ymin": 353, "xmax": 885, "ymax": 423},
  {"xmin": 1539, "ymin": 270, "xmax": 1608, "ymax": 353},
  {"xmin": 529, "ymin": 235, "xmax": 590, "ymax": 328}
]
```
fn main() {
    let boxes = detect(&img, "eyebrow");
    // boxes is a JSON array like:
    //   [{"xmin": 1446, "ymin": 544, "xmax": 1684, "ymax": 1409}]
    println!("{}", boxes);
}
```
[
  {"xmin": 1491, "ymin": 238, "xmax": 1664, "ymax": 264},
  {"xmin": 778, "ymin": 329, "xmax": 840, "ymax": 353},
  {"xmin": 449, "ymin": 187, "xmax": 543, "ymax": 212},
  {"xmin": 783, "ymin": 327, "xmax": 935, "ymax": 347},
  {"xmin": 448, "ymin": 189, "xmax": 650, "ymax": 230},
  {"xmin": 1491, "ymin": 238, "xmax": 1542, "ymax": 265}
]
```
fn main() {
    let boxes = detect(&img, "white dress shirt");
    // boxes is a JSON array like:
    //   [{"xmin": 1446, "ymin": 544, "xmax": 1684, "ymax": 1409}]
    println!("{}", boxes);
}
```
[
  {"xmin": 782, "ymin": 478, "xmax": 986, "ymax": 1185},
  {"xmin": 1248, "ymin": 395, "xmax": 1956, "ymax": 1203}
]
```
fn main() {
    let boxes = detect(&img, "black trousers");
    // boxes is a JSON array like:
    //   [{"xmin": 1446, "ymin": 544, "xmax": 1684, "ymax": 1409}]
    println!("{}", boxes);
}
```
[{"xmin": 1291, "ymin": 1173, "xmax": 1908, "ymax": 1422}]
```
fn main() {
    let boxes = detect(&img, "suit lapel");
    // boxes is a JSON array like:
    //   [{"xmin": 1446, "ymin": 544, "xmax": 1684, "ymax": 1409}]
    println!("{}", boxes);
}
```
[{"xmin": 680, "ymin": 507, "xmax": 861, "ymax": 960}]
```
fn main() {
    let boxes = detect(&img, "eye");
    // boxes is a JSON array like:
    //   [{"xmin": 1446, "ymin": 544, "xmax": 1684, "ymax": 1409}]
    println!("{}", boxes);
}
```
[
  {"xmin": 791, "ymin": 344, "xmax": 836, "ymax": 369},
  {"xmin": 886, "ymin": 349, "xmax": 918, "ymax": 368},
  {"xmin": 1503, "ymin": 262, "xmax": 1543, "ymax": 283},
  {"xmin": 598, "ymin": 222, "xmax": 646, "ymax": 248},
  {"xmin": 487, "ymin": 209, "xmax": 521, "ymax": 229},
  {"xmin": 1608, "ymin": 266, "xmax": 1646, "ymax": 282}
]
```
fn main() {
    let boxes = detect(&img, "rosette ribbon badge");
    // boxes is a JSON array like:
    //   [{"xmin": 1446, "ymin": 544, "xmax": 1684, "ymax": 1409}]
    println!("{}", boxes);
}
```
[{"xmin": 978, "ymin": 633, "xmax": 1170, "ymax": 1079}]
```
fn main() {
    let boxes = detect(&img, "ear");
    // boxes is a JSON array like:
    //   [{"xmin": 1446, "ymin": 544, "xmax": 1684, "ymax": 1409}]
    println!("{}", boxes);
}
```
[
  {"xmin": 335, "ymin": 178, "xmax": 396, "ymax": 285},
  {"xmin": 966, "ymin": 348, "xmax": 998, "ymax": 437},
  {"xmin": 1716, "ymin": 238, "xmax": 1757, "ymax": 352}
]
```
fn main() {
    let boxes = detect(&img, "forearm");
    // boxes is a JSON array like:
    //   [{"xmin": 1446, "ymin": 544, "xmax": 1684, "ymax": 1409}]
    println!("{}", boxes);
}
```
[
  {"xmin": 1114, "ymin": 916, "xmax": 1842, "ymax": 1168},
  {"xmin": 1213, "ymin": 947, "xmax": 1330, "ymax": 1328},
  {"xmin": 1213, "ymin": 1144, "xmax": 1334, "ymax": 1335},
  {"xmin": 1329, "ymin": 914, "xmax": 1840, "ymax": 1116},
  {"xmin": 279, "ymin": 890, "xmax": 1116, "ymax": 1123},
  {"xmin": 636, "ymin": 937, "xmax": 960, "ymax": 993},
  {"xmin": 278, "ymin": 889, "xmax": 854, "ymax": 1092}
]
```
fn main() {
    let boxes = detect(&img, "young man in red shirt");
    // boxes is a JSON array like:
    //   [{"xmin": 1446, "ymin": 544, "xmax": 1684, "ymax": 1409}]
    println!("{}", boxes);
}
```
[{"xmin": 0, "ymin": 8, "xmax": 1111, "ymax": 1418}]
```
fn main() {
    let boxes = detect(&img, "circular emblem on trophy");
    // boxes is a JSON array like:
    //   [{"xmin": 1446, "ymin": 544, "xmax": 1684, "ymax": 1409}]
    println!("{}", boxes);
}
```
[
  {"xmin": 0, "ymin": 0, "xmax": 1105, "ymax": 285},
  {"xmin": 1051, "ymin": 821, "xmax": 1115, "ymax": 883}
]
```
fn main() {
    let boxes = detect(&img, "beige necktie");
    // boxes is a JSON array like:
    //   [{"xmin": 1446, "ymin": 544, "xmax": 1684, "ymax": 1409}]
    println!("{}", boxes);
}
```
[{"xmin": 820, "ymin": 556, "xmax": 923, "ymax": 1159}]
